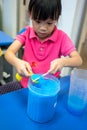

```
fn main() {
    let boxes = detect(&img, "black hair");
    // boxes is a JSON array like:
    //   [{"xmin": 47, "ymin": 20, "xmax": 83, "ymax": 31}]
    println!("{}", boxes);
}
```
[{"xmin": 28, "ymin": 0, "xmax": 62, "ymax": 20}]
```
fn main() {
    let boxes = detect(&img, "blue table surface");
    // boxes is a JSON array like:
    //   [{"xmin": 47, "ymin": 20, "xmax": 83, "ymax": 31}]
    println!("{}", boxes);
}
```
[
  {"xmin": 0, "ymin": 76, "xmax": 87, "ymax": 130},
  {"xmin": 0, "ymin": 31, "xmax": 14, "ymax": 46}
]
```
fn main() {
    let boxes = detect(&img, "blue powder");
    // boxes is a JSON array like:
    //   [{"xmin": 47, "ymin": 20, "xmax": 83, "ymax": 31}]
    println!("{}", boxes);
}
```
[
  {"xmin": 30, "ymin": 74, "xmax": 60, "ymax": 96},
  {"xmin": 68, "ymin": 96, "xmax": 86, "ymax": 115}
]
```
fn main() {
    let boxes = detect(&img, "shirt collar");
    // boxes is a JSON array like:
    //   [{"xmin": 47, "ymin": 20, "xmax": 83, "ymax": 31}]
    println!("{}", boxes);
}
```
[
  {"xmin": 47, "ymin": 26, "xmax": 58, "ymax": 42},
  {"xmin": 30, "ymin": 28, "xmax": 37, "ymax": 39},
  {"xmin": 29, "ymin": 26, "xmax": 58, "ymax": 43}
]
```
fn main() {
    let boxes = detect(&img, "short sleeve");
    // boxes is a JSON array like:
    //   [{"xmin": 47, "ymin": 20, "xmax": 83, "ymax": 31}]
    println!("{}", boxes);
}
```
[
  {"xmin": 15, "ymin": 26, "xmax": 30, "ymax": 46},
  {"xmin": 60, "ymin": 33, "xmax": 76, "ymax": 56}
]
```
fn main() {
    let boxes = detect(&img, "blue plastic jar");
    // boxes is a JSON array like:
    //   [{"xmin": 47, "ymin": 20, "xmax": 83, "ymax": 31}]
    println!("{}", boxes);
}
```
[{"xmin": 27, "ymin": 74, "xmax": 60, "ymax": 123}]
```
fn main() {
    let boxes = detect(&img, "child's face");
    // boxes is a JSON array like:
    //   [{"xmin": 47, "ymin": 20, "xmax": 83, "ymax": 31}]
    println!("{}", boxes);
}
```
[{"xmin": 32, "ymin": 19, "xmax": 57, "ymax": 40}]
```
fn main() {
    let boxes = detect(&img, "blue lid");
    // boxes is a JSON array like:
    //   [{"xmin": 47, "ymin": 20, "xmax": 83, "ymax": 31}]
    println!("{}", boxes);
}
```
[
  {"xmin": 29, "ymin": 74, "xmax": 60, "ymax": 96},
  {"xmin": 0, "ymin": 31, "xmax": 14, "ymax": 46}
]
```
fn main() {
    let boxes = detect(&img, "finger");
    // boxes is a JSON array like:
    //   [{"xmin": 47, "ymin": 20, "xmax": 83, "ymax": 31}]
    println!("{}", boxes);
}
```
[
  {"xmin": 25, "ymin": 63, "xmax": 33, "ymax": 76},
  {"xmin": 21, "ymin": 69, "xmax": 30, "ymax": 77}
]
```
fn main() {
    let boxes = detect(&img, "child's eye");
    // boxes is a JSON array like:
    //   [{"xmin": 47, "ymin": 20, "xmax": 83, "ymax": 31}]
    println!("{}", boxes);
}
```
[
  {"xmin": 36, "ymin": 20, "xmax": 41, "ymax": 23},
  {"xmin": 47, "ymin": 22, "xmax": 52, "ymax": 25}
]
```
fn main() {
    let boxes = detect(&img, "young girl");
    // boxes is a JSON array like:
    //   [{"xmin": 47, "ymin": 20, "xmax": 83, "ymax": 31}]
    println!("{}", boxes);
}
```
[{"xmin": 5, "ymin": 0, "xmax": 82, "ymax": 88}]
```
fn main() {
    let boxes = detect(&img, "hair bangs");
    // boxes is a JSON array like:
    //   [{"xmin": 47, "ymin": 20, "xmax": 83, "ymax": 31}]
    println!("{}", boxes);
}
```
[
  {"xmin": 29, "ymin": 0, "xmax": 61, "ymax": 20},
  {"xmin": 32, "ymin": 5, "xmax": 58, "ymax": 20}
]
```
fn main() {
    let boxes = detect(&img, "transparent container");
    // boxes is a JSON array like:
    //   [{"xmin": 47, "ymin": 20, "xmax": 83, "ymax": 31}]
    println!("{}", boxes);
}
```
[
  {"xmin": 67, "ymin": 68, "xmax": 87, "ymax": 115},
  {"xmin": 27, "ymin": 74, "xmax": 60, "ymax": 123}
]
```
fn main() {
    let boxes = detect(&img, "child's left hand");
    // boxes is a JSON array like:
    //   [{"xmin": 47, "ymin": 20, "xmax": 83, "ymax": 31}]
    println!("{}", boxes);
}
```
[{"xmin": 48, "ymin": 58, "xmax": 65, "ymax": 74}]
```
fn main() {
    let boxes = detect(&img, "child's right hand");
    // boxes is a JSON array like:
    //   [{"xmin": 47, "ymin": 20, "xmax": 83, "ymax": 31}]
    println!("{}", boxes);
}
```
[
  {"xmin": 47, "ymin": 58, "xmax": 64, "ymax": 74},
  {"xmin": 14, "ymin": 59, "xmax": 33, "ymax": 77}
]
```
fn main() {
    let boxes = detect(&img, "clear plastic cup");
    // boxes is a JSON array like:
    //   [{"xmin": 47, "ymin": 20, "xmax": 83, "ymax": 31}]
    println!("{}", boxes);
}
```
[{"xmin": 67, "ymin": 68, "xmax": 87, "ymax": 115}]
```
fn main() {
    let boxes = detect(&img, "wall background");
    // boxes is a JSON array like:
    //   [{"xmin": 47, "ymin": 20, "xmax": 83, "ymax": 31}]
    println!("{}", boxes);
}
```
[
  {"xmin": 0, "ymin": 0, "xmax": 85, "ymax": 41},
  {"xmin": 0, "ymin": 0, "xmax": 18, "ymax": 37}
]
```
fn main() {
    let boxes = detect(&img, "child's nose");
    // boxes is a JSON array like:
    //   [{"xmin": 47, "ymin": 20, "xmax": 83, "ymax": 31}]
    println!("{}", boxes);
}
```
[{"xmin": 39, "ymin": 24, "xmax": 47, "ymax": 31}]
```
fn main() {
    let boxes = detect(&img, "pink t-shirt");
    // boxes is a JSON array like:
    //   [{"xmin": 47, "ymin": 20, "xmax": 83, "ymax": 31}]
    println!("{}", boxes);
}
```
[{"xmin": 16, "ymin": 26, "xmax": 76, "ymax": 88}]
